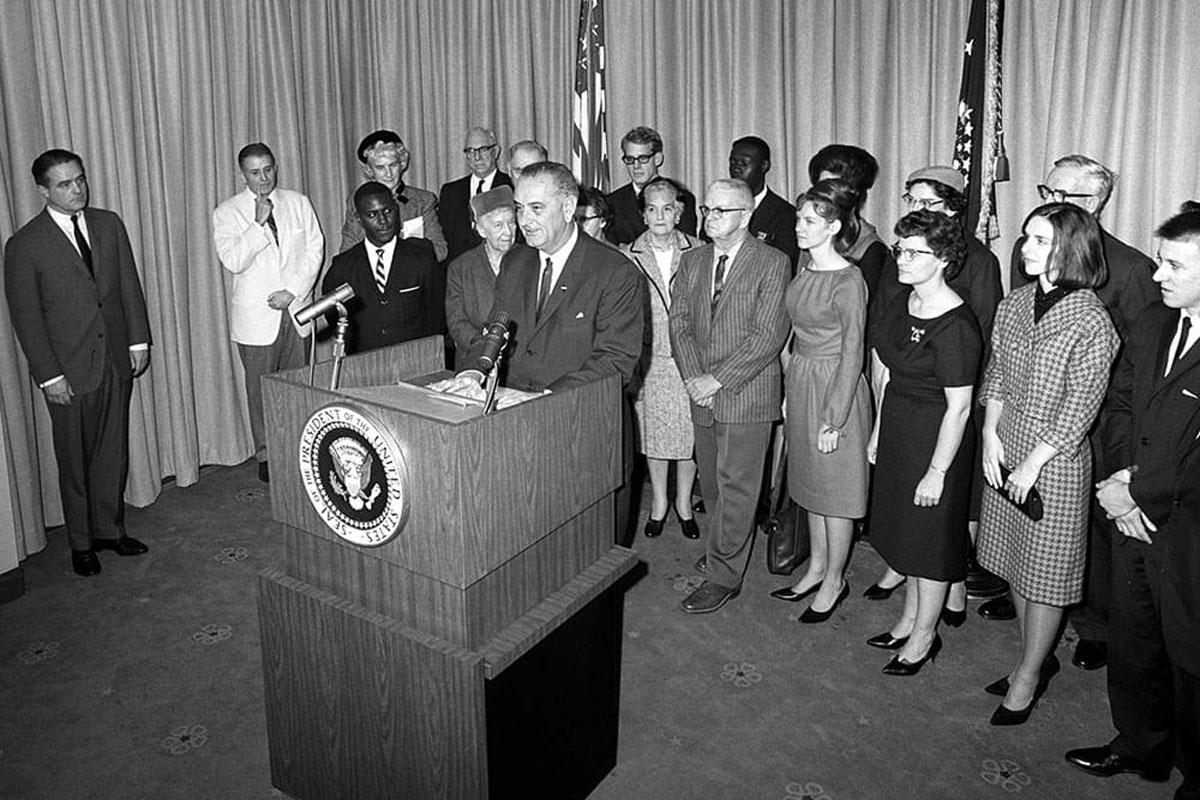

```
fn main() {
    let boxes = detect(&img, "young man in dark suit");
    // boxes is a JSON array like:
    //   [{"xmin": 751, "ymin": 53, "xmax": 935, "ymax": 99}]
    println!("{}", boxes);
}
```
[
  {"xmin": 605, "ymin": 126, "xmax": 697, "ymax": 245},
  {"xmin": 4, "ymin": 149, "xmax": 152, "ymax": 576},
  {"xmin": 1066, "ymin": 204, "xmax": 1200, "ymax": 800},
  {"xmin": 322, "ymin": 182, "xmax": 444, "ymax": 354},
  {"xmin": 727, "ymin": 136, "xmax": 799, "ymax": 268},
  {"xmin": 669, "ymin": 178, "xmax": 790, "ymax": 612},
  {"xmin": 438, "ymin": 127, "xmax": 513, "ymax": 263}
]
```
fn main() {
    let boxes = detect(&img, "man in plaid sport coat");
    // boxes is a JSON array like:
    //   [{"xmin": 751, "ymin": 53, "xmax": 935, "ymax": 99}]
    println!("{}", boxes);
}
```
[{"xmin": 670, "ymin": 178, "xmax": 790, "ymax": 613}]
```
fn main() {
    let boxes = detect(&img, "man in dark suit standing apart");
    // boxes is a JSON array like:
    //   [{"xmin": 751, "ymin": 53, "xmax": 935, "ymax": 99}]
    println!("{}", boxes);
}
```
[
  {"xmin": 605, "ymin": 126, "xmax": 697, "ymax": 245},
  {"xmin": 982, "ymin": 155, "xmax": 1158, "ymax": 671},
  {"xmin": 4, "ymin": 149, "xmax": 152, "ymax": 576},
  {"xmin": 322, "ymin": 182, "xmax": 444, "ymax": 354},
  {"xmin": 727, "ymin": 136, "xmax": 798, "ymax": 268},
  {"xmin": 438, "ymin": 127, "xmax": 513, "ymax": 263},
  {"xmin": 1066, "ymin": 204, "xmax": 1200, "ymax": 800},
  {"xmin": 670, "ymin": 178, "xmax": 790, "ymax": 613}
]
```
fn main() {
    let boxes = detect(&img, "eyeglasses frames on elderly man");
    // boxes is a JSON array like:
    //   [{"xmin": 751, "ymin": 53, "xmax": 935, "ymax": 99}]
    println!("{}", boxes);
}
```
[
  {"xmin": 700, "ymin": 206, "xmax": 748, "ymax": 218},
  {"xmin": 463, "ymin": 144, "xmax": 497, "ymax": 157},
  {"xmin": 1036, "ymin": 184, "xmax": 1095, "ymax": 202}
]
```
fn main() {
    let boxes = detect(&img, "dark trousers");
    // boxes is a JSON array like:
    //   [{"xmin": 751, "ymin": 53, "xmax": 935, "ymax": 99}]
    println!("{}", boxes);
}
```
[
  {"xmin": 1108, "ymin": 534, "xmax": 1200, "ymax": 798},
  {"xmin": 694, "ymin": 419, "xmax": 772, "ymax": 590},
  {"xmin": 46, "ymin": 358, "xmax": 132, "ymax": 551},
  {"xmin": 237, "ymin": 314, "xmax": 306, "ymax": 463}
]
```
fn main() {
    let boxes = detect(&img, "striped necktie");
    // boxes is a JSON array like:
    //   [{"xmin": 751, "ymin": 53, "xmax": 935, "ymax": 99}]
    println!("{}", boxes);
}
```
[
  {"xmin": 374, "ymin": 248, "xmax": 387, "ymax": 294},
  {"xmin": 711, "ymin": 254, "xmax": 728, "ymax": 310}
]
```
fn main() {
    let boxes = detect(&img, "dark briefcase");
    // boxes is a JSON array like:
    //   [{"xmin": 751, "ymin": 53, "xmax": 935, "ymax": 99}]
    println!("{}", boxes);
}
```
[{"xmin": 763, "ymin": 501, "xmax": 810, "ymax": 575}]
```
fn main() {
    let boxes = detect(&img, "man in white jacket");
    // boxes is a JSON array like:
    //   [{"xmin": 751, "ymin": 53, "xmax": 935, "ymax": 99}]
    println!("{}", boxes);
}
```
[{"xmin": 213, "ymin": 142, "xmax": 323, "ymax": 482}]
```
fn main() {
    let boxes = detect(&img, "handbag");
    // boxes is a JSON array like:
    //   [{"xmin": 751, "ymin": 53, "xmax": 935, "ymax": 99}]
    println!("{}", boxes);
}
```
[
  {"xmin": 763, "ymin": 500, "xmax": 811, "ymax": 575},
  {"xmin": 995, "ymin": 464, "xmax": 1045, "ymax": 521}
]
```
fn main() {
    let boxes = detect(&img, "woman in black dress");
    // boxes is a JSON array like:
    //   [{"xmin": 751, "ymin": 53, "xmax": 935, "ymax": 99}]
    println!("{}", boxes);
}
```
[{"xmin": 866, "ymin": 211, "xmax": 981, "ymax": 675}]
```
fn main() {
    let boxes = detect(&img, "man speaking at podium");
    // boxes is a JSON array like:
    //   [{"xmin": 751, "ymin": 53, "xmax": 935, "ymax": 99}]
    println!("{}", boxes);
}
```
[{"xmin": 433, "ymin": 161, "xmax": 644, "ymax": 396}]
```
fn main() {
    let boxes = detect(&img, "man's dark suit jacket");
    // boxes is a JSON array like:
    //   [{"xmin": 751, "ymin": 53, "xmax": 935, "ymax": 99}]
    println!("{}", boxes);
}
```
[
  {"xmin": 322, "ymin": 238, "xmax": 444, "ymax": 354},
  {"xmin": 468, "ymin": 231, "xmax": 645, "ymax": 392},
  {"xmin": 5, "ymin": 208, "xmax": 151, "ymax": 393},
  {"xmin": 1104, "ymin": 302, "xmax": 1200, "ymax": 674},
  {"xmin": 438, "ymin": 171, "xmax": 513, "ymax": 263},
  {"xmin": 749, "ymin": 188, "xmax": 799, "ymax": 267},
  {"xmin": 605, "ymin": 180, "xmax": 698, "ymax": 245},
  {"xmin": 1010, "ymin": 226, "xmax": 1156, "ymax": 340}
]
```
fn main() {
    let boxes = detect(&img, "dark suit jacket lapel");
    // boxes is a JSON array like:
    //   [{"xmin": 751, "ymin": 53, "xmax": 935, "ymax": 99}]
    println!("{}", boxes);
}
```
[{"xmin": 1151, "ymin": 312, "xmax": 1197, "ymax": 396}]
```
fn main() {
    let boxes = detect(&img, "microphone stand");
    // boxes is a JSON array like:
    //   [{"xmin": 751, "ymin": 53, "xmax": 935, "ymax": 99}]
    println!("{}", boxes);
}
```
[
  {"xmin": 481, "ymin": 348, "xmax": 507, "ymax": 416},
  {"xmin": 329, "ymin": 302, "xmax": 350, "ymax": 391}
]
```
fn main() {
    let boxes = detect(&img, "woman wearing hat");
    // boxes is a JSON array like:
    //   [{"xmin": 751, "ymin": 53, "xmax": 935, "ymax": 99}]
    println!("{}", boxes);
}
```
[{"xmin": 445, "ymin": 186, "xmax": 517, "ymax": 369}]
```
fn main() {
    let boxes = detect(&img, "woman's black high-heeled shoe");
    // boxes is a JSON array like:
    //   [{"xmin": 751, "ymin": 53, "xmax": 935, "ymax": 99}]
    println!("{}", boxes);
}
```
[
  {"xmin": 882, "ymin": 634, "xmax": 942, "ymax": 676},
  {"xmin": 675, "ymin": 506, "xmax": 700, "ymax": 539},
  {"xmin": 984, "ymin": 653, "xmax": 1061, "ymax": 697},
  {"xmin": 940, "ymin": 607, "xmax": 967, "ymax": 628},
  {"xmin": 862, "ymin": 578, "xmax": 905, "ymax": 601},
  {"xmin": 988, "ymin": 654, "xmax": 1061, "ymax": 725},
  {"xmin": 770, "ymin": 583, "xmax": 818, "ymax": 603},
  {"xmin": 798, "ymin": 581, "xmax": 850, "ymax": 624},
  {"xmin": 866, "ymin": 631, "xmax": 909, "ymax": 650},
  {"xmin": 643, "ymin": 516, "xmax": 665, "ymax": 538}
]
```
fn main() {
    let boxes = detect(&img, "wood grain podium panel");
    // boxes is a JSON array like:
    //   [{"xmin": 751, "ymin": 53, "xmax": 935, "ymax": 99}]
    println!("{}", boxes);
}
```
[
  {"xmin": 283, "ymin": 497, "xmax": 611, "ymax": 649},
  {"xmin": 258, "ymin": 569, "xmax": 487, "ymax": 800},
  {"xmin": 264, "ymin": 371, "xmax": 621, "ymax": 589},
  {"xmin": 294, "ymin": 335, "xmax": 445, "ymax": 390}
]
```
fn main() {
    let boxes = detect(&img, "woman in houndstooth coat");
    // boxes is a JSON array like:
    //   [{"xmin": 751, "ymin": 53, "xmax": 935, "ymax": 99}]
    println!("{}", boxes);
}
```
[{"xmin": 976, "ymin": 203, "xmax": 1120, "ymax": 726}]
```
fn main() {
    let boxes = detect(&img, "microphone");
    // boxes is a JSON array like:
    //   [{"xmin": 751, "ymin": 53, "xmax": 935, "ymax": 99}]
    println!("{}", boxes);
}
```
[
  {"xmin": 294, "ymin": 283, "xmax": 355, "ymax": 325},
  {"xmin": 475, "ymin": 312, "xmax": 511, "ymax": 373}
]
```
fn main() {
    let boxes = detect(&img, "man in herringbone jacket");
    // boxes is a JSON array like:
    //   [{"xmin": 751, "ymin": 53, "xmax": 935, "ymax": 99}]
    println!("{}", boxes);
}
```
[{"xmin": 669, "ymin": 178, "xmax": 790, "ymax": 613}]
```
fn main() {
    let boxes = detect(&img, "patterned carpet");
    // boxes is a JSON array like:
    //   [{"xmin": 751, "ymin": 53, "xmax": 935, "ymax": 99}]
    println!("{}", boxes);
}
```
[{"xmin": 0, "ymin": 460, "xmax": 1180, "ymax": 799}]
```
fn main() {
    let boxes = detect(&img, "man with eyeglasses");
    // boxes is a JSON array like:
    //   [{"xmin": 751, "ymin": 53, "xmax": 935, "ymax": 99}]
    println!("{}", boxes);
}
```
[
  {"xmin": 982, "ymin": 154, "xmax": 1158, "ymax": 673},
  {"xmin": 605, "ymin": 126, "xmax": 698, "ymax": 245},
  {"xmin": 670, "ymin": 178, "xmax": 790, "ymax": 613},
  {"xmin": 438, "ymin": 127, "xmax": 513, "ymax": 263},
  {"xmin": 339, "ymin": 129, "xmax": 448, "ymax": 262}
]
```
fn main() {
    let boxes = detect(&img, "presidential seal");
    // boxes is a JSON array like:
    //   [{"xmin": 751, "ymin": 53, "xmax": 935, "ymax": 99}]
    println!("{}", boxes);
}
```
[{"xmin": 298, "ymin": 403, "xmax": 408, "ymax": 546}]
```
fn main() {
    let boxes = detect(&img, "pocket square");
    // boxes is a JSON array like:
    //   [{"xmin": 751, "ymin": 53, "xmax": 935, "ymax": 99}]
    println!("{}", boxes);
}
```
[
  {"xmin": 1184, "ymin": 388, "xmax": 1198, "ymax": 399},
  {"xmin": 575, "ymin": 311, "xmax": 585, "ymax": 319},
  {"xmin": 397, "ymin": 286, "xmax": 420, "ymax": 294}
]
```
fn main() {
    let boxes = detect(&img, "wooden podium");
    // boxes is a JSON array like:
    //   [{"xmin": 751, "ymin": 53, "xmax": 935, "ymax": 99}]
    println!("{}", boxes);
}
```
[{"xmin": 256, "ymin": 337, "xmax": 637, "ymax": 800}]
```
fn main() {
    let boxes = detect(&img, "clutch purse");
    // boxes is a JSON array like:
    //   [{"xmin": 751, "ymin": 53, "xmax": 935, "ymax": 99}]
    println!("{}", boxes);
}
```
[{"xmin": 995, "ymin": 464, "xmax": 1045, "ymax": 522}]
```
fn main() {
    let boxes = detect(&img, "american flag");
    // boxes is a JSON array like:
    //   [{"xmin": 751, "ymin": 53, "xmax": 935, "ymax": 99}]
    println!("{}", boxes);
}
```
[
  {"xmin": 572, "ymin": 0, "xmax": 610, "ymax": 192},
  {"xmin": 952, "ymin": 0, "xmax": 1006, "ymax": 243}
]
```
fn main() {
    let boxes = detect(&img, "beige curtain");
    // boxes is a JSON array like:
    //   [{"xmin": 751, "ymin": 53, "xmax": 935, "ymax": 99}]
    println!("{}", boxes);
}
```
[
  {"xmin": 996, "ymin": 0, "xmax": 1200, "ymax": 276},
  {"xmin": 3, "ymin": 0, "xmax": 1200, "ymax": 564},
  {"xmin": 604, "ymin": 1, "xmax": 972, "ymax": 236}
]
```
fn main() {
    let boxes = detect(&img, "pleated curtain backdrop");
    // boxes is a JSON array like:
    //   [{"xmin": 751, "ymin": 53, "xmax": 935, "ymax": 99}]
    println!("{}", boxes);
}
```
[{"xmin": 2, "ymin": 0, "xmax": 1200, "ymax": 565}]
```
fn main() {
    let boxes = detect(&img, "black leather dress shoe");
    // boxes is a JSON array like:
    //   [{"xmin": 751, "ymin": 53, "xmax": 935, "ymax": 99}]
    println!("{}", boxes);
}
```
[
  {"xmin": 71, "ymin": 550, "xmax": 101, "ymax": 577},
  {"xmin": 1071, "ymin": 639, "xmax": 1108, "ymax": 670},
  {"xmin": 940, "ymin": 607, "xmax": 967, "ymax": 627},
  {"xmin": 681, "ymin": 581, "xmax": 740, "ymax": 613},
  {"xmin": 862, "ymin": 579, "xmax": 904, "ymax": 600},
  {"xmin": 979, "ymin": 596, "xmax": 1016, "ymax": 620},
  {"xmin": 1064, "ymin": 745, "xmax": 1169, "ymax": 780},
  {"xmin": 882, "ymin": 635, "xmax": 942, "ymax": 676},
  {"xmin": 258, "ymin": 461, "xmax": 270, "ymax": 483},
  {"xmin": 692, "ymin": 499, "xmax": 706, "ymax": 514},
  {"xmin": 644, "ymin": 516, "xmax": 665, "ymax": 538},
  {"xmin": 93, "ymin": 536, "xmax": 149, "ymax": 556},
  {"xmin": 694, "ymin": 555, "xmax": 707, "ymax": 573}
]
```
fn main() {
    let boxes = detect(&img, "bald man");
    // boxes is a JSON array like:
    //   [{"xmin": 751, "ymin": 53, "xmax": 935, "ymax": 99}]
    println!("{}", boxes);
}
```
[{"xmin": 438, "ymin": 126, "xmax": 513, "ymax": 262}]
